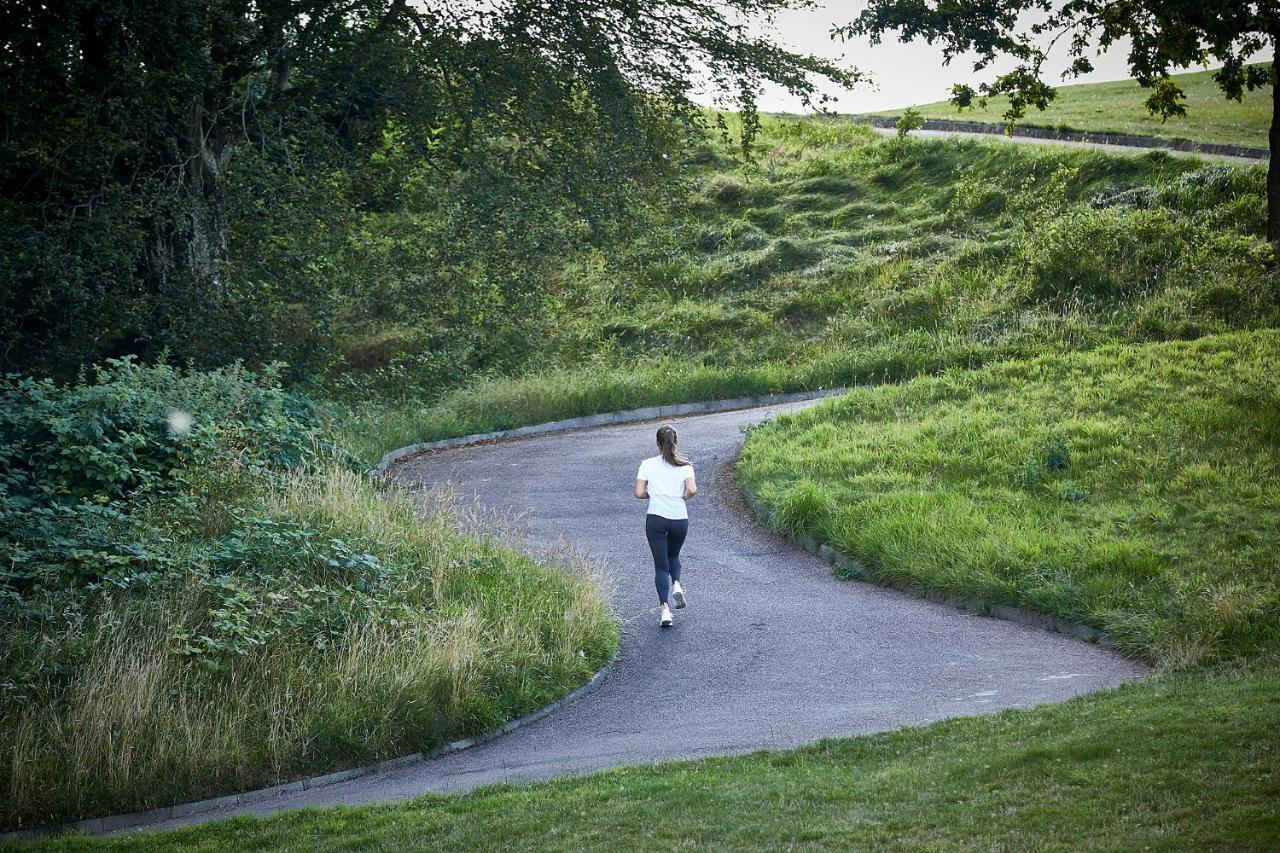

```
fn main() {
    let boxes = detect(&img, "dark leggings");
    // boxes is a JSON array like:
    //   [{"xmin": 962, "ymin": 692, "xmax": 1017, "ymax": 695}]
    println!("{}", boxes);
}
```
[{"xmin": 645, "ymin": 514, "xmax": 689, "ymax": 605}]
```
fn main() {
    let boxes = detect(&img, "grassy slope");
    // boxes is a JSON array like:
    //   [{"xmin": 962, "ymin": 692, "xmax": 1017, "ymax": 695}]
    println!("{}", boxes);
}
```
[
  {"xmin": 739, "ymin": 331, "xmax": 1280, "ymax": 668},
  {"xmin": 340, "ymin": 119, "xmax": 1275, "ymax": 463},
  {"xmin": 869, "ymin": 65, "xmax": 1272, "ymax": 148},
  {"xmin": 22, "ymin": 661, "xmax": 1279, "ymax": 851}
]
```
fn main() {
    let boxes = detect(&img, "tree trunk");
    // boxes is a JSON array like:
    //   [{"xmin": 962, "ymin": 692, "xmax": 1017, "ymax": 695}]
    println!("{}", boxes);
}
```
[
  {"xmin": 1269, "ymin": 55, "xmax": 1280, "ymax": 258},
  {"xmin": 143, "ymin": 100, "xmax": 232, "ymax": 301}
]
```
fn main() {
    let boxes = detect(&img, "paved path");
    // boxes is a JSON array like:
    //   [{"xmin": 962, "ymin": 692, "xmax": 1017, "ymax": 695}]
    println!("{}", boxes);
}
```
[
  {"xmin": 868, "ymin": 125, "xmax": 1264, "ymax": 164},
  {"xmin": 145, "ymin": 399, "xmax": 1145, "ymax": 830}
]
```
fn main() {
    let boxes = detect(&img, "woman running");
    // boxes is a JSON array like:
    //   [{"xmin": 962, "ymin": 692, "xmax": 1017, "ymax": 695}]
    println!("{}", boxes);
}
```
[{"xmin": 634, "ymin": 425, "xmax": 697, "ymax": 628}]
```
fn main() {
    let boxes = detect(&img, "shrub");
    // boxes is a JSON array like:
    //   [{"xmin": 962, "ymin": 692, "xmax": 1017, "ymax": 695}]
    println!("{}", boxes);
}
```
[
  {"xmin": 0, "ymin": 360, "xmax": 321, "ymax": 698},
  {"xmin": 0, "ymin": 359, "xmax": 319, "ymax": 596},
  {"xmin": 895, "ymin": 108, "xmax": 926, "ymax": 139},
  {"xmin": 0, "ymin": 361, "xmax": 617, "ymax": 828}
]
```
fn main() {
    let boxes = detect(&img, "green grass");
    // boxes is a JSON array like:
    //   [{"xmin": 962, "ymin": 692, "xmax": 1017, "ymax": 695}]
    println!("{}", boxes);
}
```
[
  {"xmin": 739, "ymin": 331, "xmax": 1280, "ymax": 668},
  {"xmin": 1, "ymin": 465, "xmax": 618, "ymax": 830},
  {"xmin": 869, "ymin": 65, "xmax": 1272, "ymax": 148},
  {"xmin": 19, "ymin": 660, "xmax": 1279, "ymax": 851},
  {"xmin": 12, "ymin": 117, "xmax": 1277, "ymax": 845},
  {"xmin": 339, "ymin": 117, "xmax": 1277, "ymax": 464}
]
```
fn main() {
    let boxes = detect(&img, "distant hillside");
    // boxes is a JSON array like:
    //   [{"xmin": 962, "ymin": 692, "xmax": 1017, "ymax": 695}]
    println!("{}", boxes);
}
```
[{"xmin": 869, "ymin": 65, "xmax": 1271, "ymax": 148}]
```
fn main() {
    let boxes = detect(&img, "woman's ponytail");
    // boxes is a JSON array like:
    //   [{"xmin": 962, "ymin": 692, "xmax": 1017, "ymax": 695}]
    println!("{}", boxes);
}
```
[{"xmin": 656, "ymin": 425, "xmax": 690, "ymax": 467}]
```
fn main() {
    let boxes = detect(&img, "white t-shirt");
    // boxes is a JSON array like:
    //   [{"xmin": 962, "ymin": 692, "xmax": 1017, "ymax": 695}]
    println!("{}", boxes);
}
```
[{"xmin": 637, "ymin": 455, "xmax": 695, "ymax": 520}]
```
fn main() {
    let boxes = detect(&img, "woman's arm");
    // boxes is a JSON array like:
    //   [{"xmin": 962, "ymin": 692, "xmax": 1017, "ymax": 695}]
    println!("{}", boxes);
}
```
[
  {"xmin": 683, "ymin": 475, "xmax": 697, "ymax": 500},
  {"xmin": 634, "ymin": 479, "xmax": 649, "ymax": 499}
]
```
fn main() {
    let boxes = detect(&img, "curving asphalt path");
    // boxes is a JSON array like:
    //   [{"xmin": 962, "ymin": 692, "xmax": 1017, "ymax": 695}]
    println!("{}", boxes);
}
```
[{"xmin": 144, "ymin": 399, "xmax": 1145, "ymax": 831}]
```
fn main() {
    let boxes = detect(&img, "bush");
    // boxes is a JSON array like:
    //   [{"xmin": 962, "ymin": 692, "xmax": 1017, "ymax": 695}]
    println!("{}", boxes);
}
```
[
  {"xmin": 895, "ymin": 108, "xmax": 926, "ymax": 139},
  {"xmin": 0, "ymin": 360, "xmax": 321, "ymax": 698},
  {"xmin": 0, "ymin": 359, "xmax": 317, "ymax": 598}
]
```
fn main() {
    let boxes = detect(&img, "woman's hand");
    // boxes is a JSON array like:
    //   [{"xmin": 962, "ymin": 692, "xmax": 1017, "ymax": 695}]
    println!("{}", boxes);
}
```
[
  {"xmin": 634, "ymin": 479, "xmax": 649, "ymax": 499},
  {"xmin": 683, "ymin": 476, "xmax": 697, "ymax": 501}
]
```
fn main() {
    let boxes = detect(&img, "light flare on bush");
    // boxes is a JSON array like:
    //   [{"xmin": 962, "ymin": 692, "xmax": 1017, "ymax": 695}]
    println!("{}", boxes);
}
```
[{"xmin": 167, "ymin": 410, "xmax": 193, "ymax": 437}]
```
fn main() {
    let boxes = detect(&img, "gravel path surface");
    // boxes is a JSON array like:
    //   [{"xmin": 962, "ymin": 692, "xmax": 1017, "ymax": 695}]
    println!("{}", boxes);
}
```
[{"xmin": 141, "ymin": 398, "xmax": 1145, "ymax": 831}]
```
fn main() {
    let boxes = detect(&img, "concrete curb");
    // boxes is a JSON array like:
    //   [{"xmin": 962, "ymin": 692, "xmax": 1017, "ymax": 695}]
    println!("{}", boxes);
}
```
[
  {"xmin": 739, "ymin": 486, "xmax": 1112, "ymax": 648},
  {"xmin": 2, "ymin": 658, "xmax": 618, "ymax": 842},
  {"xmin": 855, "ymin": 116, "xmax": 1268, "ymax": 160},
  {"xmin": 374, "ymin": 387, "xmax": 853, "ymax": 475}
]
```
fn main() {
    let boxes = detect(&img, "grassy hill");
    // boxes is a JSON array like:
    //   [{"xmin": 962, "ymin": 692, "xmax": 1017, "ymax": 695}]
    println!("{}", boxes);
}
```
[
  {"xmin": 341, "ymin": 116, "xmax": 1277, "ymax": 462},
  {"xmin": 10, "ymin": 117, "xmax": 1280, "ymax": 846},
  {"xmin": 740, "ymin": 331, "xmax": 1280, "ymax": 668},
  {"xmin": 868, "ymin": 65, "xmax": 1272, "ymax": 148}
]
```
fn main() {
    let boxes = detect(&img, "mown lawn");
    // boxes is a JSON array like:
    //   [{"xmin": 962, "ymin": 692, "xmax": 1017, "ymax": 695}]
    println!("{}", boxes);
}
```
[
  {"xmin": 869, "ymin": 64, "xmax": 1272, "ymax": 148},
  {"xmin": 739, "ymin": 331, "xmax": 1280, "ymax": 669},
  {"xmin": 19, "ymin": 660, "xmax": 1278, "ymax": 851}
]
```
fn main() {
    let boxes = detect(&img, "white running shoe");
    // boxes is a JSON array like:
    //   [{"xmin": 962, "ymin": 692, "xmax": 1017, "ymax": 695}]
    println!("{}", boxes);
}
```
[
  {"xmin": 671, "ymin": 581, "xmax": 686, "ymax": 609},
  {"xmin": 659, "ymin": 604, "xmax": 673, "ymax": 628}
]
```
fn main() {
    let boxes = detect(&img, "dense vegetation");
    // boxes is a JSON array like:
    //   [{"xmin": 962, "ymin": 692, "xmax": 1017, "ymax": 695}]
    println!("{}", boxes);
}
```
[
  {"xmin": 0, "ymin": 0, "xmax": 845, "ymax": 381},
  {"xmin": 870, "ymin": 65, "xmax": 1273, "ymax": 148},
  {"xmin": 232, "ymin": 118, "xmax": 1280, "ymax": 851},
  {"xmin": 4, "ymin": 9, "xmax": 1278, "ymax": 838},
  {"xmin": 0, "ymin": 361, "xmax": 616, "ymax": 828},
  {"xmin": 1, "ymin": 1, "xmax": 844, "ymax": 831}
]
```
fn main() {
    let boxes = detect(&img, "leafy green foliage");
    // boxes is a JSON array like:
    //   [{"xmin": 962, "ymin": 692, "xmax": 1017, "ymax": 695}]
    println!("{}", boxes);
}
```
[
  {"xmin": 0, "ymin": 359, "xmax": 315, "ymax": 594},
  {"xmin": 174, "ymin": 517, "xmax": 403, "ymax": 671},
  {"xmin": 895, "ymin": 107, "xmax": 925, "ymax": 138},
  {"xmin": 0, "ymin": 0, "xmax": 852, "ymax": 379},
  {"xmin": 0, "ymin": 360, "xmax": 319, "ymax": 694},
  {"xmin": 0, "ymin": 361, "xmax": 617, "ymax": 829}
]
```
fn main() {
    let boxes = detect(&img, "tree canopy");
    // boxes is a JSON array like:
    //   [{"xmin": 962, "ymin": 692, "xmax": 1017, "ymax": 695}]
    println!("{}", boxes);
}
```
[{"xmin": 0, "ymin": 0, "xmax": 854, "ymax": 375}]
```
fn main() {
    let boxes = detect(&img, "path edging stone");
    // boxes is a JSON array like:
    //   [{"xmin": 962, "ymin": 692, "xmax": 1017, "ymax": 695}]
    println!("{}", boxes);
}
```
[
  {"xmin": 375, "ymin": 387, "xmax": 854, "ymax": 475},
  {"xmin": 2, "ymin": 658, "xmax": 618, "ymax": 841},
  {"xmin": 740, "ymin": 485, "xmax": 1113, "ymax": 648}
]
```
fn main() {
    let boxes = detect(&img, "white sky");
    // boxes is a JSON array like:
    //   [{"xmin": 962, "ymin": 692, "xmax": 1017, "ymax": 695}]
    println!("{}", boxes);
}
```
[{"xmin": 717, "ymin": 2, "xmax": 1140, "ymax": 114}]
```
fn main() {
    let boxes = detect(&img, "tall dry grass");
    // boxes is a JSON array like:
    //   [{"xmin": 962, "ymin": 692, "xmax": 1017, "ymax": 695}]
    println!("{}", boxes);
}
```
[{"xmin": 2, "ymin": 464, "xmax": 618, "ymax": 829}]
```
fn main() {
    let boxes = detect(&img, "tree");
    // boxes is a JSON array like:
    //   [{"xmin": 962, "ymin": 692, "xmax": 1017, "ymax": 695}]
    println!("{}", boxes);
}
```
[
  {"xmin": 838, "ymin": 2, "xmax": 1280, "ymax": 256},
  {"xmin": 0, "ymin": 0, "xmax": 854, "ymax": 373}
]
